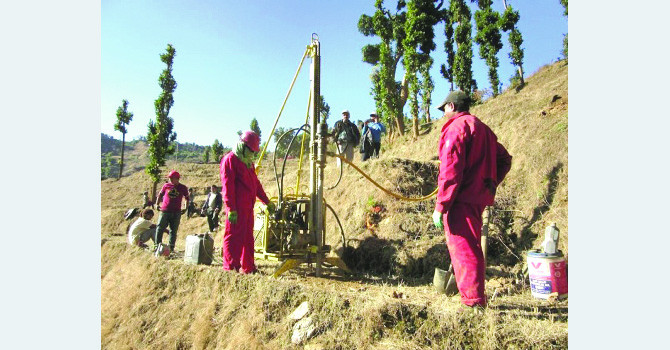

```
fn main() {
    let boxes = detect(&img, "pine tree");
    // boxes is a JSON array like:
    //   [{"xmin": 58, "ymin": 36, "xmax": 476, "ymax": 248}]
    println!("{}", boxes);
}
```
[
  {"xmin": 146, "ymin": 44, "xmax": 178, "ymax": 201},
  {"xmin": 250, "ymin": 118, "xmax": 261, "ymax": 138},
  {"xmin": 203, "ymin": 146, "xmax": 211, "ymax": 164},
  {"xmin": 114, "ymin": 99, "xmax": 133, "ymax": 179},
  {"xmin": 212, "ymin": 139, "xmax": 224, "ymax": 163}
]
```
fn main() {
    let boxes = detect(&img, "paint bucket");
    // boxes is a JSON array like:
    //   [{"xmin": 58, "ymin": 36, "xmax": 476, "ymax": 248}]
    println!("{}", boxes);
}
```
[{"xmin": 527, "ymin": 250, "xmax": 568, "ymax": 300}]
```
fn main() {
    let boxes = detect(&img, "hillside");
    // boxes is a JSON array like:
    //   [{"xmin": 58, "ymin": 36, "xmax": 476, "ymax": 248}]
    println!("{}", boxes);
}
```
[
  {"xmin": 101, "ymin": 60, "xmax": 568, "ymax": 349},
  {"xmin": 101, "ymin": 134, "xmax": 213, "ymax": 179}
]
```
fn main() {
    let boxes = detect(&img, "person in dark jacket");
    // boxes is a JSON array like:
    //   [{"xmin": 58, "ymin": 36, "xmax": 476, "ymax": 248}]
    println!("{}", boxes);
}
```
[
  {"xmin": 432, "ymin": 90, "xmax": 512, "ymax": 309},
  {"xmin": 201, "ymin": 184, "xmax": 223, "ymax": 232},
  {"xmin": 331, "ymin": 109, "xmax": 361, "ymax": 166}
]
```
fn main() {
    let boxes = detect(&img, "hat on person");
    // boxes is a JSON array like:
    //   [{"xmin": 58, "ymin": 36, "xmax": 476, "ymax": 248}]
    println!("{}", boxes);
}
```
[
  {"xmin": 240, "ymin": 130, "xmax": 261, "ymax": 152},
  {"xmin": 167, "ymin": 170, "xmax": 180, "ymax": 179},
  {"xmin": 342, "ymin": 109, "xmax": 350, "ymax": 115},
  {"xmin": 437, "ymin": 90, "xmax": 471, "ymax": 111},
  {"xmin": 370, "ymin": 112, "xmax": 378, "ymax": 118}
]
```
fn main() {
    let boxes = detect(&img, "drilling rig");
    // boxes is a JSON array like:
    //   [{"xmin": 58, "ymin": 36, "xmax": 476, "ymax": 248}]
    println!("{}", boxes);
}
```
[{"xmin": 253, "ymin": 34, "xmax": 350, "ymax": 278}]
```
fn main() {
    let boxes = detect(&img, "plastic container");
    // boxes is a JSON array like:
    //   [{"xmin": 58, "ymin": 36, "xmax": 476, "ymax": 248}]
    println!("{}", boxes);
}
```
[
  {"xmin": 184, "ymin": 233, "xmax": 214, "ymax": 265},
  {"xmin": 527, "ymin": 250, "xmax": 568, "ymax": 300}
]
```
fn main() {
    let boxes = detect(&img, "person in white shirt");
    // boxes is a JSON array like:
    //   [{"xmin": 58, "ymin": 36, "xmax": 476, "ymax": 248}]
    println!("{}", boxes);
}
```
[{"xmin": 128, "ymin": 209, "xmax": 157, "ymax": 247}]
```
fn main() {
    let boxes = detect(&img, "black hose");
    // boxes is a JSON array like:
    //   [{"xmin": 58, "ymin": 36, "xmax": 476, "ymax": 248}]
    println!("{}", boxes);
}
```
[
  {"xmin": 277, "ymin": 124, "xmax": 310, "ymax": 206},
  {"xmin": 326, "ymin": 142, "xmax": 345, "ymax": 190},
  {"xmin": 325, "ymin": 202, "xmax": 347, "ymax": 248},
  {"xmin": 273, "ymin": 126, "xmax": 305, "ymax": 203}
]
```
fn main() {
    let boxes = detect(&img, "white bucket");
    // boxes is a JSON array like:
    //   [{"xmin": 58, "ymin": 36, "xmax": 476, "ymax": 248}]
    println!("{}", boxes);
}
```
[{"xmin": 527, "ymin": 250, "xmax": 568, "ymax": 300}]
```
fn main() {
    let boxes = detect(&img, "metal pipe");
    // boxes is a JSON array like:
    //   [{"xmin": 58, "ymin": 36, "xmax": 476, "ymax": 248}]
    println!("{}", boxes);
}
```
[{"xmin": 308, "ymin": 34, "xmax": 323, "ymax": 277}]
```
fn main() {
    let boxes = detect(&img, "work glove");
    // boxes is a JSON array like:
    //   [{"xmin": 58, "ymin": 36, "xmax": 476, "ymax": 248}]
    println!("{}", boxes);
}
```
[
  {"xmin": 266, "ymin": 201, "xmax": 276, "ymax": 213},
  {"xmin": 228, "ymin": 211, "xmax": 238, "ymax": 224},
  {"xmin": 432, "ymin": 210, "xmax": 444, "ymax": 231}
]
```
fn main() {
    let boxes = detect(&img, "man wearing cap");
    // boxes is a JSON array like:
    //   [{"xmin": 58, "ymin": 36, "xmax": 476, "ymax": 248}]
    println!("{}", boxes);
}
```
[
  {"xmin": 331, "ymin": 109, "xmax": 361, "ymax": 167},
  {"xmin": 220, "ymin": 130, "xmax": 275, "ymax": 274},
  {"xmin": 155, "ymin": 170, "xmax": 190, "ymax": 254},
  {"xmin": 362, "ymin": 113, "xmax": 386, "ymax": 160},
  {"xmin": 432, "ymin": 90, "xmax": 512, "ymax": 309}
]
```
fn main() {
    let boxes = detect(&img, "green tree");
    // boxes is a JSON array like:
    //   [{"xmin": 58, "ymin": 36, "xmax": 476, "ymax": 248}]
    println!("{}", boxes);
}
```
[
  {"xmin": 146, "ymin": 44, "xmax": 178, "ymax": 201},
  {"xmin": 114, "ymin": 99, "xmax": 133, "ymax": 179},
  {"xmin": 203, "ymin": 146, "xmax": 211, "ymax": 164},
  {"xmin": 320, "ymin": 95, "xmax": 330, "ymax": 122},
  {"xmin": 474, "ymin": 0, "xmax": 503, "ymax": 96},
  {"xmin": 559, "ymin": 0, "xmax": 567, "ymax": 60},
  {"xmin": 420, "ymin": 57, "xmax": 435, "ymax": 123},
  {"xmin": 451, "ymin": 0, "xmax": 475, "ymax": 94},
  {"xmin": 500, "ymin": 2, "xmax": 525, "ymax": 85},
  {"xmin": 212, "ymin": 139, "xmax": 224, "ymax": 163},
  {"xmin": 102, "ymin": 153, "xmax": 113, "ymax": 179},
  {"xmin": 440, "ymin": 4, "xmax": 456, "ymax": 91},
  {"xmin": 250, "ymin": 118, "xmax": 262, "ymax": 138},
  {"xmin": 358, "ymin": 0, "xmax": 409, "ymax": 137},
  {"xmin": 402, "ymin": 0, "xmax": 441, "ymax": 138}
]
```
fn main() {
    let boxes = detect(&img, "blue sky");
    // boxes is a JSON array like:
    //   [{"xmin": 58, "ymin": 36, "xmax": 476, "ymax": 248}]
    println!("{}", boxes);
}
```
[{"xmin": 102, "ymin": 0, "xmax": 567, "ymax": 148}]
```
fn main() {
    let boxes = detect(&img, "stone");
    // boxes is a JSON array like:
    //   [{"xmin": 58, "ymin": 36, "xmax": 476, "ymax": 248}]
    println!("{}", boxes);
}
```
[
  {"xmin": 289, "ymin": 301, "xmax": 310, "ymax": 321},
  {"xmin": 291, "ymin": 316, "xmax": 316, "ymax": 344}
]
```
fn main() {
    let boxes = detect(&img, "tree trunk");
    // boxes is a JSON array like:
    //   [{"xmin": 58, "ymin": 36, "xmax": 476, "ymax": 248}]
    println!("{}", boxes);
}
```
[
  {"xmin": 118, "ymin": 133, "xmax": 125, "ymax": 180},
  {"xmin": 517, "ymin": 66, "xmax": 524, "ymax": 85},
  {"xmin": 412, "ymin": 115, "xmax": 419, "ymax": 139},
  {"xmin": 152, "ymin": 181, "xmax": 159, "ymax": 205},
  {"xmin": 393, "ymin": 73, "xmax": 410, "ymax": 136}
]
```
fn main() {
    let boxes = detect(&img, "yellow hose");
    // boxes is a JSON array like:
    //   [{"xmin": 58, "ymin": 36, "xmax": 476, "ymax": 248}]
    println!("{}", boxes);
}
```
[{"xmin": 326, "ymin": 152, "xmax": 438, "ymax": 202}]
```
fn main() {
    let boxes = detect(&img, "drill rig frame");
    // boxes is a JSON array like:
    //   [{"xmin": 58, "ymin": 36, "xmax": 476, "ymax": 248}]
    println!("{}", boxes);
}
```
[{"xmin": 252, "ymin": 34, "xmax": 350, "ymax": 278}]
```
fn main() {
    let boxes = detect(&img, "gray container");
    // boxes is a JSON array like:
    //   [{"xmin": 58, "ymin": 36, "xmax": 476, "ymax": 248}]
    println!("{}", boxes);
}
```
[
  {"xmin": 433, "ymin": 266, "xmax": 459, "ymax": 295},
  {"xmin": 184, "ymin": 233, "xmax": 214, "ymax": 265}
]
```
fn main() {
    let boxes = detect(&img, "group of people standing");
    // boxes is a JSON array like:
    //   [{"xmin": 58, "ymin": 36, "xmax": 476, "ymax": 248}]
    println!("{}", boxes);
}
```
[
  {"xmin": 331, "ymin": 110, "xmax": 386, "ymax": 165},
  {"xmin": 127, "ymin": 90, "xmax": 512, "ymax": 311}
]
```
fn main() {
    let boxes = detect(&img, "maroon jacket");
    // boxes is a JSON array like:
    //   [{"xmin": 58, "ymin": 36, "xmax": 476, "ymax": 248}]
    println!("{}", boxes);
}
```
[
  {"xmin": 435, "ymin": 111, "xmax": 512, "ymax": 213},
  {"xmin": 158, "ymin": 182, "xmax": 189, "ymax": 212}
]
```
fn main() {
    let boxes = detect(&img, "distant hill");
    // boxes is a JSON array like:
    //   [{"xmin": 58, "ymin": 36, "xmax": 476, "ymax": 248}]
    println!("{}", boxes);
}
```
[{"xmin": 101, "ymin": 133, "xmax": 215, "ymax": 179}]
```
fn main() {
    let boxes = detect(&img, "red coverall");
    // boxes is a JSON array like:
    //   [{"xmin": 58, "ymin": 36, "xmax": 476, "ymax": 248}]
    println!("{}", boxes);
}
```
[
  {"xmin": 220, "ymin": 152, "xmax": 270, "ymax": 273},
  {"xmin": 436, "ymin": 111, "xmax": 512, "ymax": 306}
]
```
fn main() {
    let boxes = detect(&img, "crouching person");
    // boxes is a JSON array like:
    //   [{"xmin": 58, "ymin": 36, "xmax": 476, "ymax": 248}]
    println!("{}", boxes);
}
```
[{"xmin": 128, "ymin": 209, "xmax": 157, "ymax": 248}]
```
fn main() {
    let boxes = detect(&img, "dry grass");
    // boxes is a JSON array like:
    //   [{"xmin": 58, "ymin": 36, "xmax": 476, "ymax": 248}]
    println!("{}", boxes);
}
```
[{"xmin": 101, "ymin": 60, "xmax": 569, "ymax": 348}]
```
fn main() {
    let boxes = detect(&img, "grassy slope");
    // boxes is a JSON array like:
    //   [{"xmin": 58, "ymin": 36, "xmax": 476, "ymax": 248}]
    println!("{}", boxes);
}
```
[{"xmin": 101, "ymin": 60, "xmax": 568, "ymax": 349}]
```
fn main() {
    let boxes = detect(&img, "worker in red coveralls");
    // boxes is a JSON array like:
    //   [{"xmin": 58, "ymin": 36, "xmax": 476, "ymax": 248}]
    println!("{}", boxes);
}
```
[
  {"xmin": 432, "ymin": 90, "xmax": 512, "ymax": 309},
  {"xmin": 220, "ymin": 131, "xmax": 275, "ymax": 274}
]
